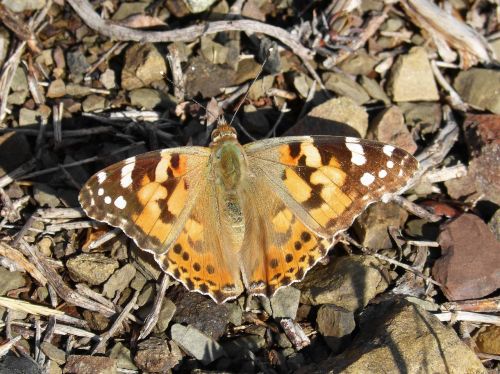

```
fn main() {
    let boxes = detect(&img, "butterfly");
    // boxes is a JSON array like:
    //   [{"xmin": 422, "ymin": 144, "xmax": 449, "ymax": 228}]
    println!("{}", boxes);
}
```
[{"xmin": 79, "ymin": 118, "xmax": 418, "ymax": 303}]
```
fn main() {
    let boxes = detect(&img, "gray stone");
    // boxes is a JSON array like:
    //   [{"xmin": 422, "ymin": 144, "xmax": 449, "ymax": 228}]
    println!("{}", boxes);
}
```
[
  {"xmin": 103, "ymin": 264, "xmax": 136, "ymax": 299},
  {"xmin": 2, "ymin": 0, "xmax": 45, "ymax": 12},
  {"xmin": 65, "ymin": 84, "xmax": 92, "ymax": 97},
  {"xmin": 339, "ymin": 51, "xmax": 378, "ymax": 76},
  {"xmin": 40, "ymin": 342, "xmax": 66, "ymax": 365},
  {"xmin": 7, "ymin": 67, "xmax": 28, "ymax": 105},
  {"xmin": 200, "ymin": 36, "xmax": 229, "ymax": 65},
  {"xmin": 133, "ymin": 338, "xmax": 182, "ymax": 373},
  {"xmin": 129, "ymin": 88, "xmax": 163, "ymax": 110},
  {"xmin": 33, "ymin": 184, "xmax": 60, "ymax": 208},
  {"xmin": 313, "ymin": 299, "xmax": 487, "ymax": 373},
  {"xmin": 122, "ymin": 44, "xmax": 167, "ymax": 90},
  {"xmin": 354, "ymin": 202, "xmax": 409, "ymax": 250},
  {"xmin": 66, "ymin": 253, "xmax": 119, "ymax": 286},
  {"xmin": 170, "ymin": 324, "xmax": 225, "ymax": 365},
  {"xmin": 454, "ymin": 68, "xmax": 500, "ymax": 114},
  {"xmin": 109, "ymin": 342, "xmax": 137, "ymax": 371},
  {"xmin": 82, "ymin": 95, "xmax": 106, "ymax": 112},
  {"xmin": 0, "ymin": 27, "xmax": 10, "ymax": 66},
  {"xmin": 287, "ymin": 97, "xmax": 368, "ymax": 138},
  {"xmin": 248, "ymin": 75, "xmax": 275, "ymax": 100},
  {"xmin": 185, "ymin": 0, "xmax": 217, "ymax": 12},
  {"xmin": 0, "ymin": 267, "xmax": 25, "ymax": 296},
  {"xmin": 387, "ymin": 47, "xmax": 439, "ymax": 102},
  {"xmin": 226, "ymin": 302, "xmax": 243, "ymax": 326},
  {"xmin": 399, "ymin": 102, "xmax": 442, "ymax": 135},
  {"xmin": 154, "ymin": 298, "xmax": 177, "ymax": 333},
  {"xmin": 323, "ymin": 73, "xmax": 370, "ymax": 105},
  {"xmin": 223, "ymin": 335, "xmax": 266, "ymax": 357},
  {"xmin": 66, "ymin": 50, "xmax": 90, "ymax": 78},
  {"xmin": 316, "ymin": 305, "xmax": 355, "ymax": 352},
  {"xmin": 270, "ymin": 286, "xmax": 301, "ymax": 319},
  {"xmin": 296, "ymin": 255, "xmax": 388, "ymax": 310},
  {"xmin": 358, "ymin": 76, "xmax": 390, "ymax": 105},
  {"xmin": 111, "ymin": 2, "xmax": 148, "ymax": 21},
  {"xmin": 99, "ymin": 69, "xmax": 116, "ymax": 90}
]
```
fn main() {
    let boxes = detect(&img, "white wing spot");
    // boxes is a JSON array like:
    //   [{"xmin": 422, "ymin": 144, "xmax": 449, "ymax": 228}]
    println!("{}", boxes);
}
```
[
  {"xmin": 378, "ymin": 169, "xmax": 387, "ymax": 178},
  {"xmin": 360, "ymin": 172, "xmax": 375, "ymax": 186},
  {"xmin": 97, "ymin": 188, "xmax": 104, "ymax": 196},
  {"xmin": 346, "ymin": 142, "xmax": 366, "ymax": 166},
  {"xmin": 97, "ymin": 171, "xmax": 107, "ymax": 184},
  {"xmin": 345, "ymin": 137, "xmax": 359, "ymax": 143},
  {"xmin": 120, "ymin": 158, "xmax": 136, "ymax": 188},
  {"xmin": 114, "ymin": 196, "xmax": 127, "ymax": 209},
  {"xmin": 398, "ymin": 169, "xmax": 404, "ymax": 177},
  {"xmin": 383, "ymin": 145, "xmax": 395, "ymax": 157},
  {"xmin": 104, "ymin": 196, "xmax": 112, "ymax": 204},
  {"xmin": 387, "ymin": 160, "xmax": 394, "ymax": 169}
]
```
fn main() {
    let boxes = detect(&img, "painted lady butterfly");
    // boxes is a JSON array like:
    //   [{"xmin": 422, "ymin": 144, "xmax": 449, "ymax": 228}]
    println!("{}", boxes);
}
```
[{"xmin": 79, "ymin": 117, "xmax": 418, "ymax": 303}]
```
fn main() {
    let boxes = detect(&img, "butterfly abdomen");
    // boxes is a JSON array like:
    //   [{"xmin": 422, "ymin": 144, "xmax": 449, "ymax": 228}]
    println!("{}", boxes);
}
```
[{"xmin": 211, "ymin": 139, "xmax": 249, "ymax": 249}]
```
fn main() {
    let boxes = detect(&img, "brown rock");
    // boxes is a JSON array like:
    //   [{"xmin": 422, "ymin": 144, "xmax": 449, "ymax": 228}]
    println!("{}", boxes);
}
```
[
  {"xmin": 66, "ymin": 253, "xmax": 119, "ymax": 285},
  {"xmin": 463, "ymin": 114, "xmax": 500, "ymax": 156},
  {"xmin": 286, "ymin": 97, "xmax": 368, "ymax": 138},
  {"xmin": 387, "ymin": 47, "xmax": 439, "ymax": 102},
  {"xmin": 316, "ymin": 305, "xmax": 355, "ymax": 352},
  {"xmin": 63, "ymin": 355, "xmax": 116, "ymax": 374},
  {"xmin": 469, "ymin": 143, "xmax": 500, "ymax": 205},
  {"xmin": 353, "ymin": 202, "xmax": 409, "ymax": 250},
  {"xmin": 368, "ymin": 106, "xmax": 417, "ymax": 154},
  {"xmin": 296, "ymin": 255, "xmax": 388, "ymax": 310},
  {"xmin": 310, "ymin": 299, "xmax": 487, "ymax": 374},
  {"xmin": 121, "ymin": 44, "xmax": 167, "ymax": 90},
  {"xmin": 185, "ymin": 56, "xmax": 236, "ymax": 98},
  {"xmin": 133, "ymin": 338, "xmax": 182, "ymax": 373},
  {"xmin": 172, "ymin": 292, "xmax": 228, "ymax": 339},
  {"xmin": 475, "ymin": 325, "xmax": 500, "ymax": 355},
  {"xmin": 323, "ymin": 73, "xmax": 370, "ymax": 105},
  {"xmin": 433, "ymin": 214, "xmax": 500, "ymax": 301},
  {"xmin": 454, "ymin": 68, "xmax": 500, "ymax": 114},
  {"xmin": 47, "ymin": 79, "xmax": 66, "ymax": 98}
]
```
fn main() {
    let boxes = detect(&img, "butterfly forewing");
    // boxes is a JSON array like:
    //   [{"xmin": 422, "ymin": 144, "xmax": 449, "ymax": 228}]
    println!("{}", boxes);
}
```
[{"xmin": 78, "ymin": 147, "xmax": 210, "ymax": 255}]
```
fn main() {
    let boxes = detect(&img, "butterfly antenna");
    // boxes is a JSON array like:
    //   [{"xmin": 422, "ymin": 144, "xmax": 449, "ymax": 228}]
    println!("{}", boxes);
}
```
[
  {"xmin": 162, "ymin": 71, "xmax": 219, "ymax": 123},
  {"xmin": 228, "ymin": 48, "xmax": 272, "ymax": 127}
]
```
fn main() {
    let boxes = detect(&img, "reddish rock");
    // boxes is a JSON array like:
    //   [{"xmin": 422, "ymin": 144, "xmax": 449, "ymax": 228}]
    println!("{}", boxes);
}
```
[
  {"xmin": 63, "ymin": 355, "xmax": 116, "ymax": 374},
  {"xmin": 368, "ymin": 106, "xmax": 418, "ymax": 154},
  {"xmin": 463, "ymin": 114, "xmax": 500, "ymax": 156},
  {"xmin": 433, "ymin": 214, "xmax": 500, "ymax": 301}
]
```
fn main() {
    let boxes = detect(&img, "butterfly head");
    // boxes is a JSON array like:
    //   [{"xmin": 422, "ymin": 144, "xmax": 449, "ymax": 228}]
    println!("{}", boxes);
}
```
[{"xmin": 210, "ymin": 117, "xmax": 238, "ymax": 146}]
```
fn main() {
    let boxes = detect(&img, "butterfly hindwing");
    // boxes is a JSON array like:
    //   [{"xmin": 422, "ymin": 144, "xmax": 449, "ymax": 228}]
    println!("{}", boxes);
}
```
[{"xmin": 239, "ymin": 176, "xmax": 332, "ymax": 296}]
